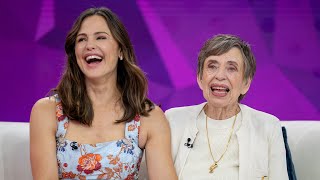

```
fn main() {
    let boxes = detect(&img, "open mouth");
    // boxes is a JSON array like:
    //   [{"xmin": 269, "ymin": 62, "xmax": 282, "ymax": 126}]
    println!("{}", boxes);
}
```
[
  {"xmin": 85, "ymin": 55, "xmax": 103, "ymax": 64},
  {"xmin": 210, "ymin": 86, "xmax": 230, "ymax": 92}
]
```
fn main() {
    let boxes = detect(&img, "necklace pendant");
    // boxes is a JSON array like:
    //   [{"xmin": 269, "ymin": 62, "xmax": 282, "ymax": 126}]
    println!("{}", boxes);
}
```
[{"xmin": 209, "ymin": 163, "xmax": 218, "ymax": 173}]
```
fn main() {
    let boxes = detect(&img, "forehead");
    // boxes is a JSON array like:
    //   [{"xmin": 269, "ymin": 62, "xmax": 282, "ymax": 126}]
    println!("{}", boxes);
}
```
[
  {"xmin": 205, "ymin": 47, "xmax": 244, "ymax": 65},
  {"xmin": 78, "ymin": 15, "xmax": 110, "ymax": 34}
]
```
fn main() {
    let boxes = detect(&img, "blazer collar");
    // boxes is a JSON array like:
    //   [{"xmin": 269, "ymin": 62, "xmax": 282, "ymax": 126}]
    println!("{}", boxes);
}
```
[
  {"xmin": 186, "ymin": 103, "xmax": 251, "ymax": 140},
  {"xmin": 188, "ymin": 102, "xmax": 207, "ymax": 137}
]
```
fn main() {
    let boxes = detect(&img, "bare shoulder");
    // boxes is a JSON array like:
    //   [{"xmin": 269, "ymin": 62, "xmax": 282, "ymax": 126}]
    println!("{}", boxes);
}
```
[
  {"xmin": 30, "ymin": 96, "xmax": 57, "ymax": 131},
  {"xmin": 33, "ymin": 96, "xmax": 56, "ymax": 107},
  {"xmin": 31, "ymin": 97, "xmax": 56, "ymax": 117},
  {"xmin": 140, "ymin": 105, "xmax": 168, "ymax": 127},
  {"xmin": 139, "ymin": 106, "xmax": 170, "ymax": 147}
]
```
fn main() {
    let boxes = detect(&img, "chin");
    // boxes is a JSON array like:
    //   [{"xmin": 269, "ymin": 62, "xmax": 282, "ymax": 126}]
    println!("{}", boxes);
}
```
[
  {"xmin": 210, "ymin": 97, "xmax": 237, "ymax": 106},
  {"xmin": 85, "ymin": 74, "xmax": 104, "ymax": 79},
  {"xmin": 207, "ymin": 100, "xmax": 226, "ymax": 107}
]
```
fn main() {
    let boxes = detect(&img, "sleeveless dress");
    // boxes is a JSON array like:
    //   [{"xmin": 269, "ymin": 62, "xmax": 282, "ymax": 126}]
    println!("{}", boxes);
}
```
[{"xmin": 54, "ymin": 95, "xmax": 143, "ymax": 179}]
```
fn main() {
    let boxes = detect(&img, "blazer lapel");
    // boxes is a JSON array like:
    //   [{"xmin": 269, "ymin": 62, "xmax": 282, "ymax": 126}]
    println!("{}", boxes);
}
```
[
  {"xmin": 175, "ymin": 103, "xmax": 206, "ymax": 178},
  {"xmin": 174, "ymin": 127, "xmax": 197, "ymax": 177},
  {"xmin": 237, "ymin": 104, "xmax": 251, "ymax": 180}
]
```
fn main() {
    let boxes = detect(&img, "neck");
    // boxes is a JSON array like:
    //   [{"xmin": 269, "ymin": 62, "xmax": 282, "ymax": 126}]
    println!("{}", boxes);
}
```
[
  {"xmin": 85, "ymin": 77, "xmax": 121, "ymax": 109},
  {"xmin": 205, "ymin": 103, "xmax": 239, "ymax": 120}
]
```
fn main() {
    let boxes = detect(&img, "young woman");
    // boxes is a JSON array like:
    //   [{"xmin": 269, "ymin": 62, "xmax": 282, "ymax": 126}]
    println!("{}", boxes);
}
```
[{"xmin": 30, "ymin": 7, "xmax": 177, "ymax": 180}]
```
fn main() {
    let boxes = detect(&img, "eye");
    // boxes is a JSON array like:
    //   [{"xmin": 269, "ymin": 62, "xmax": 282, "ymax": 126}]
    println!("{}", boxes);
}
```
[
  {"xmin": 208, "ymin": 64, "xmax": 217, "ymax": 69},
  {"xmin": 97, "ymin": 36, "xmax": 107, "ymax": 40},
  {"xmin": 228, "ymin": 67, "xmax": 237, "ymax": 72},
  {"xmin": 77, "ymin": 37, "xmax": 86, "ymax": 42}
]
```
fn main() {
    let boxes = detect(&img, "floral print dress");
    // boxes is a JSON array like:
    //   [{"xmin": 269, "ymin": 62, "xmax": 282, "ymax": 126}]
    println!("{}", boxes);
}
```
[{"xmin": 55, "ymin": 95, "xmax": 143, "ymax": 180}]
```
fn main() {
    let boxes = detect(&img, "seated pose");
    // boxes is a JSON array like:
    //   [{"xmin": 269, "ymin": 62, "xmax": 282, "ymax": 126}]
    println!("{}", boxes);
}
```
[
  {"xmin": 30, "ymin": 7, "xmax": 177, "ymax": 180},
  {"xmin": 166, "ymin": 34, "xmax": 288, "ymax": 180}
]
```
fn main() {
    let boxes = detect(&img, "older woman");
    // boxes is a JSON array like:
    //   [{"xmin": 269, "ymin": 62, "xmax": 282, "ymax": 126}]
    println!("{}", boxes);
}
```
[{"xmin": 166, "ymin": 34, "xmax": 288, "ymax": 180}]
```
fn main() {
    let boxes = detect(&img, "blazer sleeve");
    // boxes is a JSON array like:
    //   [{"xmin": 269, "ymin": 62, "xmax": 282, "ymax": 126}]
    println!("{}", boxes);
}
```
[
  {"xmin": 164, "ymin": 109, "xmax": 178, "ymax": 162},
  {"xmin": 269, "ymin": 120, "xmax": 289, "ymax": 180}
]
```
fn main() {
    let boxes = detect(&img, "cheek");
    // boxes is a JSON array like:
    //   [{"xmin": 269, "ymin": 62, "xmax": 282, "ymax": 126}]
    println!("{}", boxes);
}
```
[
  {"xmin": 74, "ymin": 47, "xmax": 83, "ymax": 67},
  {"xmin": 204, "ymin": 68, "xmax": 215, "ymax": 75},
  {"xmin": 231, "ymin": 77, "xmax": 246, "ymax": 92},
  {"xmin": 103, "ymin": 42, "xmax": 119, "ymax": 52},
  {"xmin": 103, "ymin": 46, "xmax": 118, "ymax": 59},
  {"xmin": 74, "ymin": 45, "xmax": 83, "ymax": 58},
  {"xmin": 202, "ymin": 71, "xmax": 214, "ymax": 83}
]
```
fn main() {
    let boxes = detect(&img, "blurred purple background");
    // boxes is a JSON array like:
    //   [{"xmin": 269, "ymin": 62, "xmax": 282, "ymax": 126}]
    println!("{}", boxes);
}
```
[{"xmin": 1, "ymin": 0, "xmax": 319, "ymax": 122}]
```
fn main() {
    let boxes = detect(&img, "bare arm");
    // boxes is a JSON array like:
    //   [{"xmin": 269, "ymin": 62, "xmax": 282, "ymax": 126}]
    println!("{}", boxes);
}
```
[
  {"xmin": 30, "ymin": 97, "xmax": 59, "ymax": 180},
  {"xmin": 143, "ymin": 106, "xmax": 178, "ymax": 180}
]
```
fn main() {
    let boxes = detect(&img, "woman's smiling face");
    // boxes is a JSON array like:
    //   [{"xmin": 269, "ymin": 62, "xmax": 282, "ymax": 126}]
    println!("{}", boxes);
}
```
[
  {"xmin": 197, "ymin": 47, "xmax": 251, "ymax": 109},
  {"xmin": 75, "ymin": 15, "xmax": 121, "ymax": 80}
]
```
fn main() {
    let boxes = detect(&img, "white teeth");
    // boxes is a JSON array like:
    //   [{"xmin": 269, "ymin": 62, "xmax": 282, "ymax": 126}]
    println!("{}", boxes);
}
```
[
  {"xmin": 85, "ymin": 55, "xmax": 102, "ymax": 61},
  {"xmin": 212, "ymin": 87, "xmax": 227, "ymax": 90}
]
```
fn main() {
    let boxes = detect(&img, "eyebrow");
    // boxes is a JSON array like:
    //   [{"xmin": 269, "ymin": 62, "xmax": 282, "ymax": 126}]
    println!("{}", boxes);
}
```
[
  {"xmin": 227, "ymin": 61, "xmax": 239, "ymax": 67},
  {"xmin": 206, "ymin": 59, "xmax": 219, "ymax": 64},
  {"xmin": 76, "ymin": 31, "xmax": 110, "ymax": 37},
  {"xmin": 206, "ymin": 59, "xmax": 239, "ymax": 67}
]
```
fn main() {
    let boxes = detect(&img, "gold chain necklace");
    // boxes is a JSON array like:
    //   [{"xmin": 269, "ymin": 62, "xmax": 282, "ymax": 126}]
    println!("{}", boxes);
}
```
[{"xmin": 205, "ymin": 110, "xmax": 237, "ymax": 173}]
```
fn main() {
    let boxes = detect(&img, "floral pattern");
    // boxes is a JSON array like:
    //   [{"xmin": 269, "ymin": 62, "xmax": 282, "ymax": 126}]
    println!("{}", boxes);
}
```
[
  {"xmin": 54, "ymin": 95, "xmax": 143, "ymax": 179},
  {"xmin": 56, "ymin": 134, "xmax": 68, "ymax": 152},
  {"xmin": 56, "ymin": 102, "xmax": 66, "ymax": 121},
  {"xmin": 62, "ymin": 171, "xmax": 76, "ymax": 179},
  {"xmin": 77, "ymin": 153, "xmax": 102, "ymax": 174}
]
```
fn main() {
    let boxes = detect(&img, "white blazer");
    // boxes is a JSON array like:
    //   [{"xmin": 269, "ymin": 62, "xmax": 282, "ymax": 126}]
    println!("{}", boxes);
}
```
[{"xmin": 165, "ymin": 103, "xmax": 288, "ymax": 180}]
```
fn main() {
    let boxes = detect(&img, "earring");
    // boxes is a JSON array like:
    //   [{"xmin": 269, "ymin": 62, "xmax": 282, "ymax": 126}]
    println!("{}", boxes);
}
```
[{"xmin": 119, "ymin": 56, "xmax": 123, "ymax": 60}]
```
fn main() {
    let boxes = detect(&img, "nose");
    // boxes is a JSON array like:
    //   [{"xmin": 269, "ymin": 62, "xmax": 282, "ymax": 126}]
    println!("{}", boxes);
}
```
[
  {"xmin": 215, "ymin": 68, "xmax": 226, "ymax": 81},
  {"xmin": 85, "ymin": 39, "xmax": 96, "ymax": 50}
]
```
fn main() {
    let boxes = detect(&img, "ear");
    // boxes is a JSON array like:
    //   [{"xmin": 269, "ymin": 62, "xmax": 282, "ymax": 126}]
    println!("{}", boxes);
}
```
[
  {"xmin": 197, "ymin": 75, "xmax": 204, "ymax": 90},
  {"xmin": 241, "ymin": 77, "xmax": 252, "ymax": 95},
  {"xmin": 118, "ymin": 49, "xmax": 123, "ymax": 60}
]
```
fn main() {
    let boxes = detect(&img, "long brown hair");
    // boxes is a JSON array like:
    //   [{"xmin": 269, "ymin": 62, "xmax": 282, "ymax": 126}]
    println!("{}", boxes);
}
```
[{"xmin": 53, "ymin": 7, "xmax": 154, "ymax": 126}]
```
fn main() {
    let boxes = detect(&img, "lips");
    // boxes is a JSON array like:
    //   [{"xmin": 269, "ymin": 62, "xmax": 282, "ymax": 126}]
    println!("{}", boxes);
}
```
[
  {"xmin": 210, "ymin": 84, "xmax": 230, "ymax": 93},
  {"xmin": 210, "ymin": 84, "xmax": 230, "ymax": 97},
  {"xmin": 85, "ymin": 55, "xmax": 103, "ymax": 64}
]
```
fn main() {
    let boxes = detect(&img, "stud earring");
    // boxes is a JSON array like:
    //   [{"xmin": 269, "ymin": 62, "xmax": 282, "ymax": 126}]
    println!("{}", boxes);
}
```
[{"xmin": 119, "ymin": 56, "xmax": 123, "ymax": 60}]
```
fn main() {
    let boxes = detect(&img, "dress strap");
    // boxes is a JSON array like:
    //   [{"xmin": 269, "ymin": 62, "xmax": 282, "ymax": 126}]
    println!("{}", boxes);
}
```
[
  {"xmin": 54, "ymin": 94, "xmax": 68, "ymax": 138},
  {"xmin": 125, "ymin": 115, "xmax": 141, "ymax": 145}
]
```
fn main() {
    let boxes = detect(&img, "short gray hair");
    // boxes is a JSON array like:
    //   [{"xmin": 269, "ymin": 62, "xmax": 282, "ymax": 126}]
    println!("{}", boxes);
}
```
[{"xmin": 197, "ymin": 34, "xmax": 256, "ymax": 101}]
